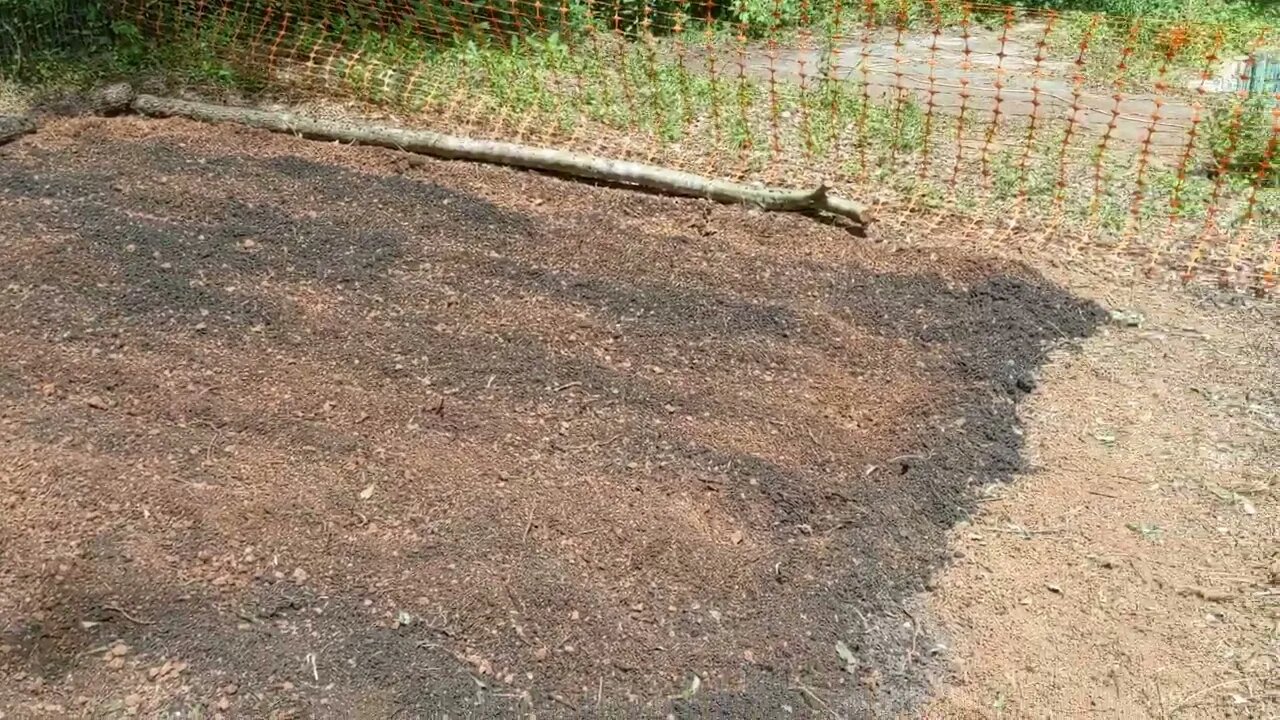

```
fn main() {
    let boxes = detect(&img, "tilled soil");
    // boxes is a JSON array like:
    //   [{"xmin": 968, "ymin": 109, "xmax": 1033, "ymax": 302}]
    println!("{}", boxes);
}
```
[{"xmin": 0, "ymin": 116, "xmax": 1102, "ymax": 718}]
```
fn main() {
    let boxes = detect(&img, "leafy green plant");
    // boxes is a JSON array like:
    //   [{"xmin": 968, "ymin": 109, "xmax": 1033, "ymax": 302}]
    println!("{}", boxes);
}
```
[
  {"xmin": 110, "ymin": 19, "xmax": 149, "ymax": 67},
  {"xmin": 1205, "ymin": 96, "xmax": 1280, "ymax": 186},
  {"xmin": 726, "ymin": 0, "xmax": 805, "ymax": 35},
  {"xmin": 2, "ymin": 0, "xmax": 112, "ymax": 75}
]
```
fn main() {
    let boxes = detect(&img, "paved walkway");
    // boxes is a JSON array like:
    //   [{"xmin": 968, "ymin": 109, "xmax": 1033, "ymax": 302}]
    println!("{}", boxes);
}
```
[{"xmin": 687, "ymin": 23, "xmax": 1229, "ymax": 155}]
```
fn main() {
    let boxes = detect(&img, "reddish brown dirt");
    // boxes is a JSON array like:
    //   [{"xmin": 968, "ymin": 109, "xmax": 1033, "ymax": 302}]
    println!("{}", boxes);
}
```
[
  {"xmin": 0, "ymin": 117, "xmax": 1102, "ymax": 718},
  {"xmin": 910, "ymin": 273, "xmax": 1280, "ymax": 719}
]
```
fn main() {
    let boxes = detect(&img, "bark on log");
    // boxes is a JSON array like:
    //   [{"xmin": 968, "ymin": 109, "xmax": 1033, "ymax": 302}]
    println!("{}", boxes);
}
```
[
  {"xmin": 0, "ymin": 115, "xmax": 36, "ymax": 146},
  {"xmin": 130, "ymin": 94, "xmax": 869, "ymax": 226}
]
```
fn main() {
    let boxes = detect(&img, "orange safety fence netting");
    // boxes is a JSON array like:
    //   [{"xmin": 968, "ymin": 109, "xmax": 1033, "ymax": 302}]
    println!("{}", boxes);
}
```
[{"xmin": 5, "ymin": 0, "xmax": 1279, "ymax": 293}]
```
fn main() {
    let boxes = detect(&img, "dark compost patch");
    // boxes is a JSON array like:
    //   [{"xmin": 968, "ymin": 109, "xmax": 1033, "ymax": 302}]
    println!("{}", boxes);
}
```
[{"xmin": 0, "ymin": 117, "xmax": 1104, "ymax": 718}]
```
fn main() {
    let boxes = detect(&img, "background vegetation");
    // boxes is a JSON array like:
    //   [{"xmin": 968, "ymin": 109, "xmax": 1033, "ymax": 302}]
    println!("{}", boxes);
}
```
[
  {"xmin": 1, "ymin": 0, "xmax": 1276, "ymax": 205},
  {"xmin": 1014, "ymin": 0, "xmax": 1277, "ymax": 21}
]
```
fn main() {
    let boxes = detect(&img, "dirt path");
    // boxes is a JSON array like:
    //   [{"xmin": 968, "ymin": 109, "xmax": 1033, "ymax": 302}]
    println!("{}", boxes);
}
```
[
  {"xmin": 0, "ymin": 116, "xmax": 1103, "ymax": 717},
  {"xmin": 914, "ymin": 276, "xmax": 1279, "ymax": 718}
]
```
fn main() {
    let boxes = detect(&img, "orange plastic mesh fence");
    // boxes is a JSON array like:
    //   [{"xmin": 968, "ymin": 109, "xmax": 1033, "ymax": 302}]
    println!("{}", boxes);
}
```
[{"xmin": 11, "ymin": 1, "xmax": 1280, "ymax": 293}]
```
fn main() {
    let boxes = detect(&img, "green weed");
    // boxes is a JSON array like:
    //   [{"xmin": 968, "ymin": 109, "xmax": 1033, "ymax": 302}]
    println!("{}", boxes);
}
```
[{"xmin": 1204, "ymin": 95, "xmax": 1280, "ymax": 187}]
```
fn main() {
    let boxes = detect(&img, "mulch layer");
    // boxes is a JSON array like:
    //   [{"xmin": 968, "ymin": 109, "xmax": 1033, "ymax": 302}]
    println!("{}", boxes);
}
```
[{"xmin": 0, "ymin": 116, "xmax": 1103, "ymax": 718}]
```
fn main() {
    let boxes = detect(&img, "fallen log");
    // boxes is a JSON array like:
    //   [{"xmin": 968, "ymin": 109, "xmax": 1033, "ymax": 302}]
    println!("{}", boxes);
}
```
[
  {"xmin": 129, "ymin": 94, "xmax": 869, "ymax": 226},
  {"xmin": 0, "ymin": 115, "xmax": 36, "ymax": 146}
]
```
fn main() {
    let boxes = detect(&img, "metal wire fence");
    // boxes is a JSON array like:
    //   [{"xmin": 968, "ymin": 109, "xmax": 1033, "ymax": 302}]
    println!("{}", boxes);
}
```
[{"xmin": 6, "ymin": 1, "xmax": 1279, "ymax": 292}]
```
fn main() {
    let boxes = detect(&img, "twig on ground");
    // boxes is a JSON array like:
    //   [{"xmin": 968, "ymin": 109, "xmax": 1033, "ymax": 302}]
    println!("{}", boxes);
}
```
[
  {"xmin": 563, "ymin": 433, "xmax": 623, "ymax": 452},
  {"xmin": 805, "ymin": 427, "xmax": 822, "ymax": 448},
  {"xmin": 522, "ymin": 501, "xmax": 538, "ymax": 543},
  {"xmin": 512, "ymin": 623, "xmax": 535, "ymax": 647},
  {"xmin": 103, "ymin": 604, "xmax": 156, "ymax": 625},
  {"xmin": 504, "ymin": 583, "xmax": 527, "ymax": 614},
  {"xmin": 1171, "ymin": 676, "xmax": 1273, "ymax": 715},
  {"xmin": 850, "ymin": 605, "xmax": 871, "ymax": 632},
  {"xmin": 990, "ymin": 524, "xmax": 1065, "ymax": 537},
  {"xmin": 898, "ymin": 603, "xmax": 920, "ymax": 671},
  {"xmin": 789, "ymin": 684, "xmax": 842, "ymax": 719},
  {"xmin": 550, "ymin": 694, "xmax": 580, "ymax": 711}
]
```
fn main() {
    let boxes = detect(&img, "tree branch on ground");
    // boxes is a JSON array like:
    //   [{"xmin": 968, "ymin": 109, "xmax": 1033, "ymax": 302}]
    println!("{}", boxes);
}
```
[
  {"xmin": 0, "ymin": 114, "xmax": 35, "ymax": 146},
  {"xmin": 129, "ymin": 94, "xmax": 870, "ymax": 226}
]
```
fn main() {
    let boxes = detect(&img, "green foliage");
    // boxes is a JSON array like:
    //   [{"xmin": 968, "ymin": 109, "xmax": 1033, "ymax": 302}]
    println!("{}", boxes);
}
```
[
  {"xmin": 1004, "ymin": 0, "xmax": 1277, "ymax": 22},
  {"xmin": 724, "ymin": 0, "xmax": 806, "ymax": 35},
  {"xmin": 1205, "ymin": 96, "xmax": 1280, "ymax": 186},
  {"xmin": 1, "ymin": 0, "xmax": 108, "ymax": 74}
]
